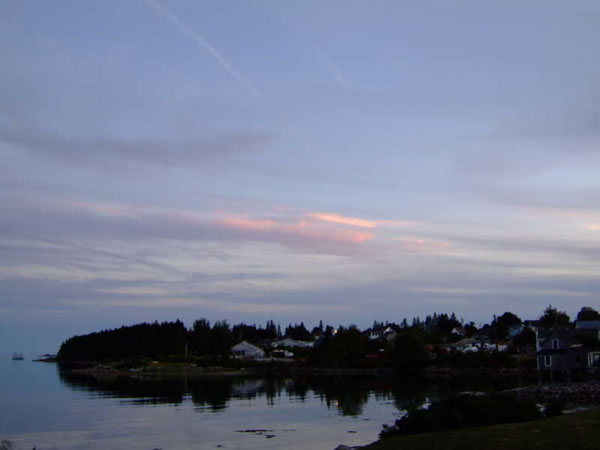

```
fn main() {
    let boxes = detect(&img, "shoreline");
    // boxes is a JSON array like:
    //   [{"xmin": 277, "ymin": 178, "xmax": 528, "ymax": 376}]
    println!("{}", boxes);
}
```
[{"xmin": 55, "ymin": 361, "xmax": 543, "ymax": 382}]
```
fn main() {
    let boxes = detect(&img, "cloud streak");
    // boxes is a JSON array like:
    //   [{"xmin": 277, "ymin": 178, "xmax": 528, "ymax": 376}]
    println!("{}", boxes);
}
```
[
  {"xmin": 145, "ymin": 0, "xmax": 260, "ymax": 97},
  {"xmin": 0, "ymin": 127, "xmax": 273, "ymax": 170},
  {"xmin": 310, "ymin": 212, "xmax": 377, "ymax": 229},
  {"xmin": 309, "ymin": 212, "xmax": 415, "ymax": 229},
  {"xmin": 0, "ymin": 195, "xmax": 379, "ymax": 257}
]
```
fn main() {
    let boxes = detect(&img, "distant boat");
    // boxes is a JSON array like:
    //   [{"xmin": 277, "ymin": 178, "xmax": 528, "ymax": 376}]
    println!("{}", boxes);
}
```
[{"xmin": 12, "ymin": 353, "xmax": 24, "ymax": 360}]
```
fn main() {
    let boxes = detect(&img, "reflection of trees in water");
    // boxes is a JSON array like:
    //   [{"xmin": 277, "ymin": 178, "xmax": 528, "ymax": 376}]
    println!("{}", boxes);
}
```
[
  {"xmin": 313, "ymin": 377, "xmax": 371, "ymax": 416},
  {"xmin": 58, "ymin": 372, "xmax": 443, "ymax": 417},
  {"xmin": 389, "ymin": 383, "xmax": 428, "ymax": 412},
  {"xmin": 58, "ymin": 370, "xmax": 186, "ymax": 405},
  {"xmin": 189, "ymin": 378, "xmax": 233, "ymax": 411}
]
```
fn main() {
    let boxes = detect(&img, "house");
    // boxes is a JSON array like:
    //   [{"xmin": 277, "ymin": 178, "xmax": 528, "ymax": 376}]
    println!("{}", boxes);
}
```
[
  {"xmin": 450, "ymin": 326, "xmax": 466, "ymax": 337},
  {"xmin": 230, "ymin": 340, "xmax": 265, "ymax": 359},
  {"xmin": 271, "ymin": 349, "xmax": 294, "ymax": 359},
  {"xmin": 275, "ymin": 337, "xmax": 313, "ymax": 349},
  {"xmin": 367, "ymin": 326, "xmax": 397, "ymax": 343},
  {"xmin": 451, "ymin": 338, "xmax": 480, "ymax": 353},
  {"xmin": 535, "ymin": 328, "xmax": 600, "ymax": 374},
  {"xmin": 481, "ymin": 342, "xmax": 509, "ymax": 352}
]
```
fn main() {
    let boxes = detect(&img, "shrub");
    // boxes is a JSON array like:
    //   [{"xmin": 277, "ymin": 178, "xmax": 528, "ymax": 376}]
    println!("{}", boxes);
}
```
[{"xmin": 380, "ymin": 393, "xmax": 542, "ymax": 439}]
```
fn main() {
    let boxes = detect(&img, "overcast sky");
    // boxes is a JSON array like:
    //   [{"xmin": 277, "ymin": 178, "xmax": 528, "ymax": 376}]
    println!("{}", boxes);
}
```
[{"xmin": 2, "ymin": 0, "xmax": 600, "ymax": 355}]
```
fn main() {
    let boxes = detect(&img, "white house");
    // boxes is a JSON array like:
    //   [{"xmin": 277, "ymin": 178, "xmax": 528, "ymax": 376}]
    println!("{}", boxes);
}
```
[
  {"xmin": 275, "ymin": 337, "xmax": 313, "ymax": 348},
  {"xmin": 368, "ymin": 326, "xmax": 397, "ymax": 343},
  {"xmin": 230, "ymin": 340, "xmax": 265, "ymax": 359}
]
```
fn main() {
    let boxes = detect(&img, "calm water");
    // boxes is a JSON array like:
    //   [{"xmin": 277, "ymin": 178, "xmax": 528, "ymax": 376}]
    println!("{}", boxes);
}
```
[{"xmin": 0, "ymin": 359, "xmax": 513, "ymax": 450}]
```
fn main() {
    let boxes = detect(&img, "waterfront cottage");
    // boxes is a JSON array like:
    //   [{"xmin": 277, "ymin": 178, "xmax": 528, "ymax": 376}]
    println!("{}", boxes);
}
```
[
  {"xmin": 275, "ymin": 337, "xmax": 314, "ymax": 348},
  {"xmin": 536, "ymin": 328, "xmax": 600, "ymax": 375},
  {"xmin": 230, "ymin": 340, "xmax": 265, "ymax": 359}
]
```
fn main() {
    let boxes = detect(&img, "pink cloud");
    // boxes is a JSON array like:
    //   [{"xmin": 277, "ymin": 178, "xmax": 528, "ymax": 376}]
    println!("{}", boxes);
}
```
[
  {"xmin": 395, "ymin": 236, "xmax": 450, "ymax": 253},
  {"xmin": 309, "ymin": 212, "xmax": 377, "ymax": 229},
  {"xmin": 221, "ymin": 216, "xmax": 277, "ymax": 231},
  {"xmin": 309, "ymin": 212, "xmax": 415, "ymax": 229},
  {"xmin": 220, "ymin": 214, "xmax": 375, "ymax": 245},
  {"xmin": 289, "ymin": 224, "xmax": 375, "ymax": 244},
  {"xmin": 17, "ymin": 194, "xmax": 379, "ymax": 255}
]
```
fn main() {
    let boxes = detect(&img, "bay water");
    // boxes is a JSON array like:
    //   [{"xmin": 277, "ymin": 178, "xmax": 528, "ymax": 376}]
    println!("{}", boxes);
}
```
[{"xmin": 0, "ymin": 358, "xmax": 504, "ymax": 450}]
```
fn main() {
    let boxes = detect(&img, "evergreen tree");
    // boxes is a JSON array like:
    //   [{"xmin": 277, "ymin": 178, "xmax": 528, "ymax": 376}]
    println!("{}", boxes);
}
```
[{"xmin": 539, "ymin": 305, "xmax": 570, "ymax": 328}]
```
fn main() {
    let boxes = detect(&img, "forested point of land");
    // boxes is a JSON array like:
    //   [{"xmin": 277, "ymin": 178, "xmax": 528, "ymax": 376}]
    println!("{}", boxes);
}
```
[{"xmin": 56, "ymin": 305, "xmax": 587, "ymax": 368}]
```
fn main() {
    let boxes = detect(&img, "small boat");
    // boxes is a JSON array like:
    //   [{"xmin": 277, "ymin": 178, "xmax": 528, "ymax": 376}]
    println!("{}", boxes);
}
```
[{"xmin": 12, "ymin": 353, "xmax": 24, "ymax": 360}]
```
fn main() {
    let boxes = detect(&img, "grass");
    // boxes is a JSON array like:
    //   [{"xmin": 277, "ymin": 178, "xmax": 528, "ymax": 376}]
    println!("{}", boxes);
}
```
[{"xmin": 363, "ymin": 408, "xmax": 600, "ymax": 450}]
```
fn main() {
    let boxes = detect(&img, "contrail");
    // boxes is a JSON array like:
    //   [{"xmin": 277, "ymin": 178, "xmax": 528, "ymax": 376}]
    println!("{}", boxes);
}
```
[
  {"xmin": 145, "ymin": 0, "xmax": 260, "ymax": 97},
  {"xmin": 276, "ymin": 5, "xmax": 348, "ymax": 89},
  {"xmin": 310, "ymin": 44, "xmax": 349, "ymax": 89}
]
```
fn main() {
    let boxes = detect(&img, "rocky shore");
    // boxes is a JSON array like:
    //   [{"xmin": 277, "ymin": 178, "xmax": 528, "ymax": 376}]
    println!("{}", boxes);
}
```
[{"xmin": 507, "ymin": 382, "xmax": 600, "ymax": 404}]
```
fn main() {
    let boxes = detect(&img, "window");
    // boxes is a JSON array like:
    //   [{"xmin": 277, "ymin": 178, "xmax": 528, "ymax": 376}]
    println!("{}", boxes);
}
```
[
  {"xmin": 544, "ymin": 355, "xmax": 552, "ymax": 367},
  {"xmin": 552, "ymin": 339, "xmax": 559, "ymax": 350}
]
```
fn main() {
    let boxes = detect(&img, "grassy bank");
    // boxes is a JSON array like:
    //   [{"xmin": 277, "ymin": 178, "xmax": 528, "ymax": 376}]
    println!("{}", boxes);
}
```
[{"xmin": 363, "ymin": 408, "xmax": 600, "ymax": 450}]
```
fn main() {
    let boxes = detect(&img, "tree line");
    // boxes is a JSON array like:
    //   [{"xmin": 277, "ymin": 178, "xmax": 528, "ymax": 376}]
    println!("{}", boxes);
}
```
[{"xmin": 57, "ymin": 304, "xmax": 587, "ymax": 366}]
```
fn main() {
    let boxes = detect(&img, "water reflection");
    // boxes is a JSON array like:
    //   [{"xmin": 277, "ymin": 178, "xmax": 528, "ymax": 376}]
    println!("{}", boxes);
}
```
[
  {"xmin": 58, "ymin": 369, "xmax": 528, "ymax": 418},
  {"xmin": 58, "ymin": 370, "xmax": 425, "ymax": 416},
  {"xmin": 2, "ymin": 362, "xmax": 536, "ymax": 450}
]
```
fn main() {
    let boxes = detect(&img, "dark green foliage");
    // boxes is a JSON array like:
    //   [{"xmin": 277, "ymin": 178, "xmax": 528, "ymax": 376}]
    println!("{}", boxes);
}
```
[
  {"xmin": 231, "ymin": 320, "xmax": 278, "ymax": 344},
  {"xmin": 492, "ymin": 312, "xmax": 522, "ymax": 339},
  {"xmin": 464, "ymin": 322, "xmax": 477, "ymax": 337},
  {"xmin": 189, "ymin": 318, "xmax": 211, "ymax": 355},
  {"xmin": 380, "ymin": 393, "xmax": 542, "ymax": 439},
  {"xmin": 284, "ymin": 322, "xmax": 312, "ymax": 341},
  {"xmin": 232, "ymin": 323, "xmax": 259, "ymax": 343},
  {"xmin": 57, "ymin": 320, "xmax": 188, "ymax": 361},
  {"xmin": 577, "ymin": 307, "xmax": 600, "ymax": 321},
  {"xmin": 512, "ymin": 327, "xmax": 535, "ymax": 349},
  {"xmin": 208, "ymin": 320, "xmax": 234, "ymax": 358},
  {"xmin": 539, "ymin": 305, "xmax": 571, "ymax": 328},
  {"xmin": 311, "ymin": 325, "xmax": 367, "ymax": 367},
  {"xmin": 393, "ymin": 332, "xmax": 427, "ymax": 370}
]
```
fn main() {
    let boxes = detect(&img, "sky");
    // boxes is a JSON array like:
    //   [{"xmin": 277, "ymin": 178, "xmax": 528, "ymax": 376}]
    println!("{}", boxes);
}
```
[{"xmin": 1, "ymin": 0, "xmax": 600, "ymax": 355}]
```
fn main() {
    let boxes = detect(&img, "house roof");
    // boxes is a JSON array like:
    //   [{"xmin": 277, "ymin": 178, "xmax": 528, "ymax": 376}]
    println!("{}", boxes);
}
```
[
  {"xmin": 538, "ymin": 327, "xmax": 581, "ymax": 350},
  {"xmin": 231, "ymin": 340, "xmax": 265, "ymax": 353},
  {"xmin": 575, "ymin": 320, "xmax": 600, "ymax": 330},
  {"xmin": 276, "ymin": 337, "xmax": 313, "ymax": 348}
]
